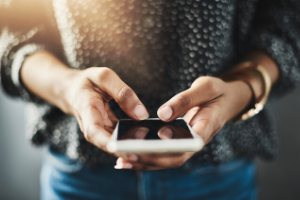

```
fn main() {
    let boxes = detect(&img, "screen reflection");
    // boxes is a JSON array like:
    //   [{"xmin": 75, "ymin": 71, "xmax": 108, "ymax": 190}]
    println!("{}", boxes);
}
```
[{"xmin": 117, "ymin": 120, "xmax": 193, "ymax": 140}]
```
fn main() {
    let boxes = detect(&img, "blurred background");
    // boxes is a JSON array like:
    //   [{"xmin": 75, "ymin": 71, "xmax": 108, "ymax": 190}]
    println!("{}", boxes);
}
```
[{"xmin": 1, "ymin": 85, "xmax": 300, "ymax": 200}]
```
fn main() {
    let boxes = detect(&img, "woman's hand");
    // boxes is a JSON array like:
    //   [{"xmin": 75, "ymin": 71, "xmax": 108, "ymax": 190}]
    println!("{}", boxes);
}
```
[
  {"xmin": 64, "ymin": 67, "xmax": 149, "ymax": 154},
  {"xmin": 157, "ymin": 76, "xmax": 252, "ymax": 143},
  {"xmin": 21, "ymin": 51, "xmax": 149, "ymax": 155},
  {"xmin": 115, "ymin": 76, "xmax": 253, "ymax": 170}
]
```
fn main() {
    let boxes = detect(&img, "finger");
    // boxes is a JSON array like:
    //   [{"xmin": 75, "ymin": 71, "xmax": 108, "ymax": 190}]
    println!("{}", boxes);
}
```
[
  {"xmin": 134, "ymin": 152, "xmax": 192, "ymax": 169},
  {"xmin": 118, "ymin": 153, "xmax": 139, "ymax": 161},
  {"xmin": 183, "ymin": 107, "xmax": 200, "ymax": 123},
  {"xmin": 105, "ymin": 103, "xmax": 118, "ymax": 125},
  {"xmin": 81, "ymin": 102, "xmax": 111, "ymax": 151},
  {"xmin": 114, "ymin": 158, "xmax": 165, "ymax": 171},
  {"xmin": 191, "ymin": 119, "xmax": 212, "ymax": 144},
  {"xmin": 89, "ymin": 68, "xmax": 149, "ymax": 120},
  {"xmin": 102, "ymin": 116, "xmax": 114, "ymax": 130},
  {"xmin": 79, "ymin": 94, "xmax": 106, "ymax": 128},
  {"xmin": 189, "ymin": 107, "xmax": 223, "ymax": 144},
  {"xmin": 78, "ymin": 91, "xmax": 109, "ymax": 127},
  {"xmin": 103, "ymin": 104, "xmax": 118, "ymax": 133},
  {"xmin": 157, "ymin": 77, "xmax": 223, "ymax": 122},
  {"xmin": 104, "ymin": 126, "xmax": 115, "ymax": 134}
]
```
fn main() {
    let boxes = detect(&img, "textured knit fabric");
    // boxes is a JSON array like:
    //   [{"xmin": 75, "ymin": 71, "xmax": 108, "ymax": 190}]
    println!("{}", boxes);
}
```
[{"xmin": 0, "ymin": 0, "xmax": 300, "ymax": 165}]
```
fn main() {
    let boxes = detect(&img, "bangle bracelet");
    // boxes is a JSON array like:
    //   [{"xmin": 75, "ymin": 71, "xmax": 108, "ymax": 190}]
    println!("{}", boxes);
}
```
[
  {"xmin": 240, "ymin": 64, "xmax": 271, "ymax": 121},
  {"xmin": 221, "ymin": 62, "xmax": 272, "ymax": 122}
]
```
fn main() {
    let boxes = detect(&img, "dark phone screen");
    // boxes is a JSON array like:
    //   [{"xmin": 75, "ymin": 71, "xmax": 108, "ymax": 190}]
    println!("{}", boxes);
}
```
[{"xmin": 117, "ymin": 119, "xmax": 193, "ymax": 140}]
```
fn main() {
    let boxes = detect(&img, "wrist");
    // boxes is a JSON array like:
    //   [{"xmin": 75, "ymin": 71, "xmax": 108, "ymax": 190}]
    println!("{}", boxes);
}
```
[
  {"xmin": 236, "ymin": 69, "xmax": 264, "ymax": 101},
  {"xmin": 59, "ymin": 68, "xmax": 81, "ymax": 115},
  {"xmin": 21, "ymin": 51, "xmax": 81, "ymax": 115},
  {"xmin": 221, "ymin": 62, "xmax": 271, "ymax": 122},
  {"xmin": 224, "ymin": 80, "xmax": 253, "ymax": 122}
]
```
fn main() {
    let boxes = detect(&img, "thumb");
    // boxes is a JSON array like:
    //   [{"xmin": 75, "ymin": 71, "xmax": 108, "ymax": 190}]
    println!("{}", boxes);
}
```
[{"xmin": 157, "ymin": 77, "xmax": 222, "ymax": 122}]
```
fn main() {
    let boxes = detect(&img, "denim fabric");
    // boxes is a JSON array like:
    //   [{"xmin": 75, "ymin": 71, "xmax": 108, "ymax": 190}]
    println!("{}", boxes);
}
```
[{"xmin": 40, "ymin": 149, "xmax": 257, "ymax": 200}]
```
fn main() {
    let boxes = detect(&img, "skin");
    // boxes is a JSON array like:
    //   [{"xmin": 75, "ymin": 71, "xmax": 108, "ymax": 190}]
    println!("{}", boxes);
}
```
[{"xmin": 21, "ymin": 50, "xmax": 279, "ymax": 171}]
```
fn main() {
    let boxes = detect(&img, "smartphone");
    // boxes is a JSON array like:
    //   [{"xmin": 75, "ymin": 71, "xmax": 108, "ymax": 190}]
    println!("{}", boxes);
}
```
[{"xmin": 107, "ymin": 118, "xmax": 204, "ymax": 153}]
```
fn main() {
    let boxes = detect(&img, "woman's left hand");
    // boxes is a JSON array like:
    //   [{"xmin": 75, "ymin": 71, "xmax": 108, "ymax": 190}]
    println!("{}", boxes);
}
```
[{"xmin": 115, "ymin": 76, "xmax": 253, "ymax": 170}]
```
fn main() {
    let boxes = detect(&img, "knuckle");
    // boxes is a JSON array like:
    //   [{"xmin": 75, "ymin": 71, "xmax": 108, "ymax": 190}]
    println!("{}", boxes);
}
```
[
  {"xmin": 116, "ymin": 86, "xmax": 135, "ymax": 104},
  {"xmin": 84, "ymin": 66, "xmax": 98, "ymax": 73},
  {"xmin": 202, "ymin": 77, "xmax": 214, "ymax": 90},
  {"xmin": 176, "ymin": 93, "xmax": 192, "ymax": 110},
  {"xmin": 198, "ymin": 76, "xmax": 218, "ymax": 94},
  {"xmin": 97, "ymin": 67, "xmax": 113, "ymax": 80}
]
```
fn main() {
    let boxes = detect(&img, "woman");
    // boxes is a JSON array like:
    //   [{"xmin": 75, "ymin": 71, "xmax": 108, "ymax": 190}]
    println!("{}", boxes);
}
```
[{"xmin": 1, "ymin": 0, "xmax": 299, "ymax": 199}]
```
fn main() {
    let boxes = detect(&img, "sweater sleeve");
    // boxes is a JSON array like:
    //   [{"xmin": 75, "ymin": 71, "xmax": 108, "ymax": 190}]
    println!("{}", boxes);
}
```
[
  {"xmin": 245, "ymin": 0, "xmax": 300, "ymax": 101},
  {"xmin": 0, "ymin": 0, "xmax": 64, "ymax": 103}
]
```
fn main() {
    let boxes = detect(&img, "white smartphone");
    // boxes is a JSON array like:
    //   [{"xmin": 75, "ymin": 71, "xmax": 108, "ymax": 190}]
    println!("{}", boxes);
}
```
[{"xmin": 107, "ymin": 118, "xmax": 204, "ymax": 153}]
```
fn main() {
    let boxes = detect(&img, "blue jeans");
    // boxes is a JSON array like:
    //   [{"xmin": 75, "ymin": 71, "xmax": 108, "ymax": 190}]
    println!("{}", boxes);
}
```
[{"xmin": 40, "ymin": 149, "xmax": 257, "ymax": 200}]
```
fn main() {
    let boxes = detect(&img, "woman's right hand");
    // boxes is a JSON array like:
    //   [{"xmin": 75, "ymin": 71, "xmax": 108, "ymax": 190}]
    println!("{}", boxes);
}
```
[
  {"xmin": 21, "ymin": 51, "xmax": 148, "ymax": 155},
  {"xmin": 62, "ymin": 67, "xmax": 149, "ymax": 154}
]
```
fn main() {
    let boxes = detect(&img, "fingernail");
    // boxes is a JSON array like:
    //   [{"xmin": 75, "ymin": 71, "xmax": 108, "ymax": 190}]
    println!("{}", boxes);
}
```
[
  {"xmin": 116, "ymin": 157, "xmax": 123, "ymax": 164},
  {"xmin": 114, "ymin": 163, "xmax": 132, "ymax": 169},
  {"xmin": 158, "ymin": 106, "xmax": 173, "ymax": 121},
  {"xmin": 127, "ymin": 154, "xmax": 138, "ymax": 161},
  {"xmin": 135, "ymin": 127, "xmax": 149, "ymax": 139},
  {"xmin": 134, "ymin": 105, "xmax": 149, "ymax": 120},
  {"xmin": 158, "ymin": 127, "xmax": 173, "ymax": 140},
  {"xmin": 114, "ymin": 165, "xmax": 122, "ymax": 169}
]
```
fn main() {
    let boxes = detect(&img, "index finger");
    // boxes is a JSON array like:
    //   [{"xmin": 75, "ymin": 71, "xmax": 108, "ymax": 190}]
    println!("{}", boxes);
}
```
[
  {"xmin": 81, "ymin": 105, "xmax": 112, "ymax": 151},
  {"xmin": 89, "ymin": 67, "xmax": 149, "ymax": 121},
  {"xmin": 157, "ymin": 77, "xmax": 224, "ymax": 122}
]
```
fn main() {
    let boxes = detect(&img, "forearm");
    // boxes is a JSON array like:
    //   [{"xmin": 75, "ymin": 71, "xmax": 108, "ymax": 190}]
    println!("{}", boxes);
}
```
[
  {"xmin": 222, "ymin": 51, "xmax": 280, "ymax": 121},
  {"xmin": 243, "ymin": 51, "xmax": 279, "ymax": 85},
  {"xmin": 20, "ymin": 51, "xmax": 77, "ymax": 114},
  {"xmin": 239, "ymin": 51, "xmax": 279, "ymax": 100}
]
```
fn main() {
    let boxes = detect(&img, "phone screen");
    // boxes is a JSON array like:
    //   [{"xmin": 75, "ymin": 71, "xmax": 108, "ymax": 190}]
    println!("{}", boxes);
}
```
[{"xmin": 117, "ymin": 119, "xmax": 193, "ymax": 140}]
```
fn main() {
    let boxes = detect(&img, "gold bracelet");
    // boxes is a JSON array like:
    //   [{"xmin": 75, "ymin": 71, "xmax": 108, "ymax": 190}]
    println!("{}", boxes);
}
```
[
  {"xmin": 221, "ymin": 62, "xmax": 272, "ymax": 122},
  {"xmin": 239, "ymin": 64, "xmax": 272, "ymax": 121}
]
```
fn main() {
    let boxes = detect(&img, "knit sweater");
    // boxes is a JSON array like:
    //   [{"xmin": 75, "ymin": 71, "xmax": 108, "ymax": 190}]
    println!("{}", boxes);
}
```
[{"xmin": 1, "ymin": 0, "xmax": 300, "ymax": 165}]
